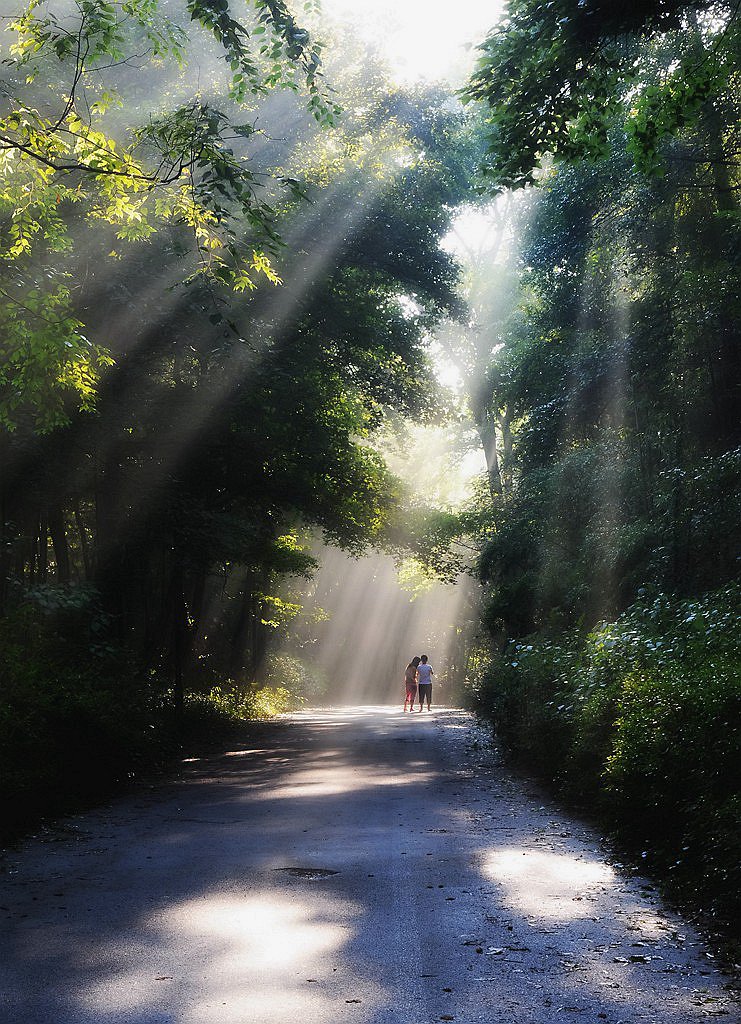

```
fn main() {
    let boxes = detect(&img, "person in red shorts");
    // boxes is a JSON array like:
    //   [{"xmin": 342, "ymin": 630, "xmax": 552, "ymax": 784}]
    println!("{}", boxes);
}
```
[{"xmin": 403, "ymin": 656, "xmax": 420, "ymax": 711}]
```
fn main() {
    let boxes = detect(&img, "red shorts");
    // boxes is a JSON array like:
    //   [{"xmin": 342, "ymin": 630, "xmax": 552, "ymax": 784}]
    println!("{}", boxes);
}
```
[{"xmin": 405, "ymin": 683, "xmax": 417, "ymax": 697}]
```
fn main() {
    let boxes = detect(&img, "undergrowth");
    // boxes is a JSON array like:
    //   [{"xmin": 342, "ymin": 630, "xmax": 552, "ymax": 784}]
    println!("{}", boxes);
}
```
[
  {"xmin": 470, "ymin": 583, "xmax": 741, "ymax": 939},
  {"xmin": 183, "ymin": 683, "xmax": 295, "ymax": 726}
]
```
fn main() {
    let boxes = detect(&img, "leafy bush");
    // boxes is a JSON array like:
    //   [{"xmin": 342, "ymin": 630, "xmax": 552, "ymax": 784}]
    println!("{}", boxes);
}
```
[
  {"xmin": 473, "ymin": 639, "xmax": 580, "ymax": 775},
  {"xmin": 262, "ymin": 652, "xmax": 328, "ymax": 703},
  {"xmin": 182, "ymin": 652, "xmax": 317, "ymax": 731},
  {"xmin": 472, "ymin": 584, "xmax": 741, "ymax": 927},
  {"xmin": 183, "ymin": 683, "xmax": 295, "ymax": 726}
]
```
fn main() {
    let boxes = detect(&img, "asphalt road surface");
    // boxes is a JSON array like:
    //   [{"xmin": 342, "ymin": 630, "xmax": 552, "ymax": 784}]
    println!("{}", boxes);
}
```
[{"xmin": 0, "ymin": 707, "xmax": 737, "ymax": 1024}]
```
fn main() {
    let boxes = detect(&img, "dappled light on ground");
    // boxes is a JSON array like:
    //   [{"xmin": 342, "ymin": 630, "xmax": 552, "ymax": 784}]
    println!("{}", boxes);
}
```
[
  {"xmin": 0, "ymin": 709, "xmax": 734, "ymax": 1024},
  {"xmin": 264, "ymin": 762, "xmax": 434, "ymax": 801},
  {"xmin": 481, "ymin": 847, "xmax": 614, "ymax": 920},
  {"xmin": 165, "ymin": 893, "xmax": 350, "ymax": 973},
  {"xmin": 76, "ymin": 892, "xmax": 360, "ymax": 1024}
]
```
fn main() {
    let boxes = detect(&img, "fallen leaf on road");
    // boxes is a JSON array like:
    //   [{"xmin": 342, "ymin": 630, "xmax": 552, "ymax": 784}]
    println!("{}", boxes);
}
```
[
  {"xmin": 345, "ymin": 999, "xmax": 361, "ymax": 1003},
  {"xmin": 154, "ymin": 976, "xmax": 172, "ymax": 981}
]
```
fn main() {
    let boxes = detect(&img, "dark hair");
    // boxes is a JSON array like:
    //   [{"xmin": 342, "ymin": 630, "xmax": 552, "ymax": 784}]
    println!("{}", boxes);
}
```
[
  {"xmin": 420, "ymin": 654, "xmax": 428, "ymax": 662},
  {"xmin": 408, "ymin": 656, "xmax": 421, "ymax": 669}
]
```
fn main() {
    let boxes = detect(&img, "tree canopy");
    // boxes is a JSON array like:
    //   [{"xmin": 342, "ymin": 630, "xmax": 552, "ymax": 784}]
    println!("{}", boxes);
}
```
[
  {"xmin": 464, "ymin": 0, "xmax": 739, "ymax": 187},
  {"xmin": 0, "ymin": 14, "xmax": 478, "ymax": 713},
  {"xmin": 0, "ymin": 0, "xmax": 337, "ymax": 429}
]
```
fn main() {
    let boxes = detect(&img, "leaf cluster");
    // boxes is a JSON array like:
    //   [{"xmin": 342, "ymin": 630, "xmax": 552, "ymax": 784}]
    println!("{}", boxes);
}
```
[{"xmin": 462, "ymin": 0, "xmax": 736, "ymax": 187}]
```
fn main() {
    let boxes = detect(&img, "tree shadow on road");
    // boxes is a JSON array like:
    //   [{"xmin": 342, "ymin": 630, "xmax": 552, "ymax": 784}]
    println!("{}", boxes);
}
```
[{"xmin": 0, "ymin": 709, "xmax": 734, "ymax": 1024}]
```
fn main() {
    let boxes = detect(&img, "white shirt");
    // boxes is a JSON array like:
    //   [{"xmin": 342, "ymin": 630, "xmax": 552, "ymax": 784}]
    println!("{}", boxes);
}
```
[{"xmin": 417, "ymin": 663, "xmax": 433, "ymax": 684}]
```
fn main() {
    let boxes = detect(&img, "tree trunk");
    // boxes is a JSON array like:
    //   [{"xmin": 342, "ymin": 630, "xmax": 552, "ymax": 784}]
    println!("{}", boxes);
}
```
[
  {"xmin": 477, "ymin": 413, "xmax": 503, "ymax": 498},
  {"xmin": 74, "ymin": 506, "xmax": 92, "ymax": 579},
  {"xmin": 48, "ymin": 506, "xmax": 70, "ymax": 583},
  {"xmin": 229, "ymin": 579, "xmax": 254, "ymax": 680},
  {"xmin": 498, "ymin": 405, "xmax": 514, "ymax": 494},
  {"xmin": 37, "ymin": 515, "xmax": 48, "ymax": 583},
  {"xmin": 0, "ymin": 482, "xmax": 9, "ymax": 614},
  {"xmin": 171, "ymin": 561, "xmax": 187, "ymax": 716}
]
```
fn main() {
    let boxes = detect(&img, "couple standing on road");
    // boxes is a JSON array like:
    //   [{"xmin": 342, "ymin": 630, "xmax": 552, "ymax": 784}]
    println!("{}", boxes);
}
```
[{"xmin": 403, "ymin": 654, "xmax": 435, "ymax": 712}]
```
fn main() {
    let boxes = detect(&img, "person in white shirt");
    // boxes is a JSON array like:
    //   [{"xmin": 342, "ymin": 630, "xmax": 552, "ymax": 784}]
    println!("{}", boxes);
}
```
[{"xmin": 416, "ymin": 654, "xmax": 434, "ymax": 711}]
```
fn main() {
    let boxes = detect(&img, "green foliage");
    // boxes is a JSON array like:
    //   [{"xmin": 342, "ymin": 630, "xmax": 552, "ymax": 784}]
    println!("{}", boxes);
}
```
[
  {"xmin": 472, "ymin": 585, "xmax": 740, "ymax": 925},
  {"xmin": 463, "ymin": 0, "xmax": 737, "ymax": 187},
  {"xmin": 0, "ymin": 583, "xmax": 313, "ymax": 838},
  {"xmin": 0, "ymin": 278, "xmax": 114, "ymax": 431},
  {"xmin": 626, "ymin": 50, "xmax": 732, "ymax": 174},
  {"xmin": 458, "ymin": 13, "xmax": 740, "ymax": 930},
  {"xmin": 0, "ymin": 69, "xmax": 475, "ymax": 771},
  {"xmin": 1, "ymin": 0, "xmax": 329, "ymax": 258},
  {"xmin": 470, "ymin": 120, "xmax": 740, "ymax": 635},
  {"xmin": 263, "ymin": 651, "xmax": 327, "ymax": 701},
  {"xmin": 184, "ymin": 682, "xmax": 294, "ymax": 722},
  {"xmin": 184, "ymin": 649, "xmax": 326, "ymax": 723},
  {"xmin": 0, "ymin": 0, "xmax": 337, "ymax": 427}
]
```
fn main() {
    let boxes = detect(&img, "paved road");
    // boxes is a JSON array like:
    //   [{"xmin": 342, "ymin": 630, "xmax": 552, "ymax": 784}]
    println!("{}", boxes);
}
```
[{"xmin": 0, "ymin": 708, "xmax": 737, "ymax": 1023}]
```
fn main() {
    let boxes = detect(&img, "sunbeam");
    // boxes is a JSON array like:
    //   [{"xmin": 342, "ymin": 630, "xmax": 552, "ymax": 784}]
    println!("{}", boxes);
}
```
[
  {"xmin": 535, "ymin": 231, "xmax": 633, "ymax": 624},
  {"xmin": 279, "ymin": 544, "xmax": 476, "ymax": 706}
]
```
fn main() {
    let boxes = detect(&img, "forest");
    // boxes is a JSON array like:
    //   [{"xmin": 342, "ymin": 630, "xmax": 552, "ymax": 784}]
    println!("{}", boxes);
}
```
[{"xmin": 0, "ymin": 0, "xmax": 738, "ymax": 938}]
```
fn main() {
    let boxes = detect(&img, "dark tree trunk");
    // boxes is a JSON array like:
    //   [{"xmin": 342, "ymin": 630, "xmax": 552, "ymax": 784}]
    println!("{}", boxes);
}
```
[
  {"xmin": 74, "ymin": 506, "xmax": 92, "ymax": 579},
  {"xmin": 0, "ymin": 483, "xmax": 10, "ymax": 614},
  {"xmin": 48, "ymin": 507, "xmax": 70, "ymax": 583},
  {"xmin": 498, "ymin": 405, "xmax": 514, "ymax": 494},
  {"xmin": 230, "ymin": 583, "xmax": 255, "ymax": 680},
  {"xmin": 37, "ymin": 515, "xmax": 48, "ymax": 583}
]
